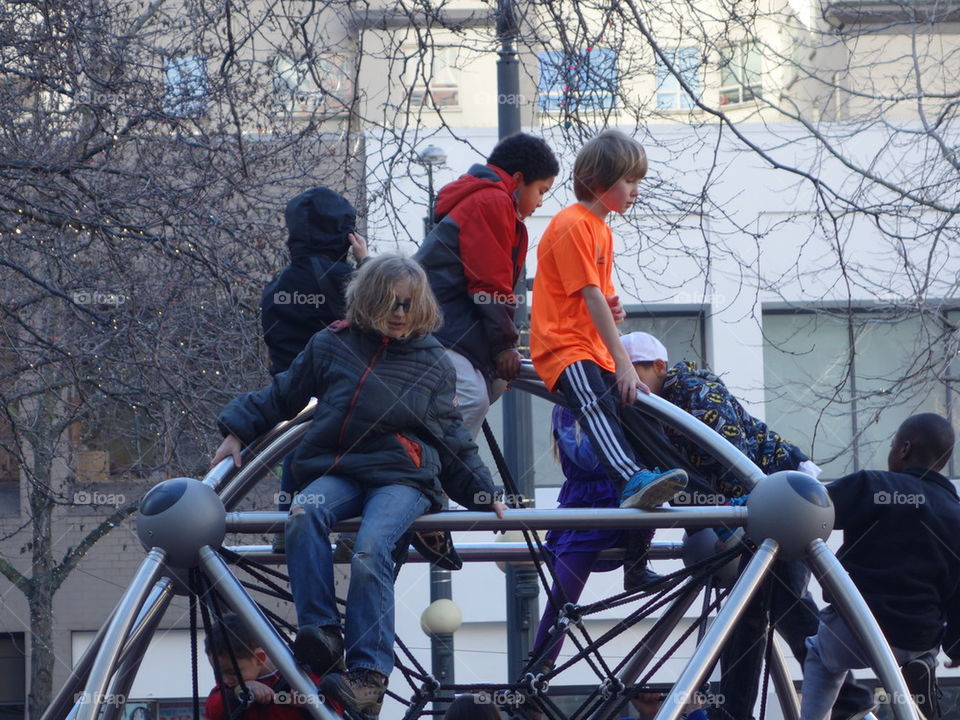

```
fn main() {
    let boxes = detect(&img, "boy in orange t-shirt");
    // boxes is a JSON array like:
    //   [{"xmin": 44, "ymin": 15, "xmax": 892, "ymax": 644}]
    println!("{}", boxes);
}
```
[{"xmin": 530, "ymin": 130, "xmax": 687, "ymax": 510}]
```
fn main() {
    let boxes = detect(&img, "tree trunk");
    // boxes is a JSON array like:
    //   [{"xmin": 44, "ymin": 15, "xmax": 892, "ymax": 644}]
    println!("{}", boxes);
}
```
[{"xmin": 27, "ymin": 584, "xmax": 54, "ymax": 720}]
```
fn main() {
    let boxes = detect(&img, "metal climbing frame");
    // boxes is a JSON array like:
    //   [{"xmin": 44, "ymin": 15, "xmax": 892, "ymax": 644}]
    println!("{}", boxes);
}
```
[{"xmin": 44, "ymin": 362, "xmax": 922, "ymax": 720}]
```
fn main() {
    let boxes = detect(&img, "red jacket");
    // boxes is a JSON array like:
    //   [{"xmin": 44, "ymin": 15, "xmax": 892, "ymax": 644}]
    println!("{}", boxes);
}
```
[
  {"xmin": 204, "ymin": 670, "xmax": 334, "ymax": 720},
  {"xmin": 414, "ymin": 163, "xmax": 527, "ymax": 377}
]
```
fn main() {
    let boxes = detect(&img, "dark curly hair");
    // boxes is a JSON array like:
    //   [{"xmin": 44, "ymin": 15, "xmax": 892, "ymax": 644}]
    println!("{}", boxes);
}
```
[{"xmin": 487, "ymin": 132, "xmax": 559, "ymax": 183}]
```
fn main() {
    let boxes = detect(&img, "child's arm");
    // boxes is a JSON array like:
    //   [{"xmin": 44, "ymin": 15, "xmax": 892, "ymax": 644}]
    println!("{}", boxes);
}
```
[
  {"xmin": 216, "ymin": 332, "xmax": 329, "ymax": 457},
  {"xmin": 580, "ymin": 285, "xmax": 648, "ymax": 405}
]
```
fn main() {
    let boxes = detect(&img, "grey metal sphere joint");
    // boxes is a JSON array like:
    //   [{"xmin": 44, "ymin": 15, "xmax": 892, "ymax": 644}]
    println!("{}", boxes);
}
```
[
  {"xmin": 746, "ymin": 470, "xmax": 835, "ymax": 561},
  {"xmin": 136, "ymin": 478, "xmax": 227, "ymax": 568},
  {"xmin": 682, "ymin": 529, "xmax": 740, "ymax": 588}
]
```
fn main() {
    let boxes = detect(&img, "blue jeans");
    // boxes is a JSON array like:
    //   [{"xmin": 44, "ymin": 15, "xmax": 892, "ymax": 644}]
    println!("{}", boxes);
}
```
[
  {"xmin": 800, "ymin": 606, "xmax": 926, "ymax": 720},
  {"xmin": 285, "ymin": 476, "xmax": 430, "ymax": 677}
]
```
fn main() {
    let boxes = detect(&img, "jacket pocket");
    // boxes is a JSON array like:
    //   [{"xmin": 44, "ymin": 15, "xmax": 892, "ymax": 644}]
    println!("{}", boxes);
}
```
[{"xmin": 396, "ymin": 434, "xmax": 423, "ymax": 468}]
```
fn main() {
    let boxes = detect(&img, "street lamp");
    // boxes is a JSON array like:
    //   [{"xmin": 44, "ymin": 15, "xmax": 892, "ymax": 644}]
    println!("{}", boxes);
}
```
[
  {"xmin": 417, "ymin": 144, "xmax": 447, "ymax": 237},
  {"xmin": 421, "ymin": 599, "xmax": 463, "ymax": 715}
]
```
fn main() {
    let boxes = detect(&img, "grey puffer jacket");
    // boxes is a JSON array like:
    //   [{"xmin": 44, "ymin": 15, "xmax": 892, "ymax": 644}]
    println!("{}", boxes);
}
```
[{"xmin": 218, "ymin": 322, "xmax": 496, "ymax": 511}]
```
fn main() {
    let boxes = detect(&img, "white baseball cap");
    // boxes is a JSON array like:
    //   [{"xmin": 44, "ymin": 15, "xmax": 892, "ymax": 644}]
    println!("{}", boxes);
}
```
[{"xmin": 621, "ymin": 331, "xmax": 668, "ymax": 363}]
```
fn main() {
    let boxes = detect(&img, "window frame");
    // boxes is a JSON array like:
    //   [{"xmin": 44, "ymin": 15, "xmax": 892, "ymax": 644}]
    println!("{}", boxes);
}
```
[
  {"xmin": 761, "ymin": 303, "xmax": 960, "ymax": 478},
  {"xmin": 537, "ymin": 47, "xmax": 619, "ymax": 113},
  {"xmin": 717, "ymin": 42, "xmax": 762, "ymax": 106},
  {"xmin": 655, "ymin": 46, "xmax": 701, "ymax": 111}
]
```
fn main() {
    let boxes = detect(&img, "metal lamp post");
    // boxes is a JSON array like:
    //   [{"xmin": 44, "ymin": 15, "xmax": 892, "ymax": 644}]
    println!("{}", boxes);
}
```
[
  {"xmin": 416, "ymin": 143, "xmax": 455, "ymax": 713},
  {"xmin": 495, "ymin": 0, "xmax": 540, "ymax": 682},
  {"xmin": 420, "ymin": 599, "xmax": 462, "ymax": 715}
]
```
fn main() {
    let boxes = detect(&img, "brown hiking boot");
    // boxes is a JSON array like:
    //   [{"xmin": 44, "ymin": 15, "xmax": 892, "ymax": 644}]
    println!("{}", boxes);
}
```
[{"xmin": 321, "ymin": 668, "xmax": 387, "ymax": 716}]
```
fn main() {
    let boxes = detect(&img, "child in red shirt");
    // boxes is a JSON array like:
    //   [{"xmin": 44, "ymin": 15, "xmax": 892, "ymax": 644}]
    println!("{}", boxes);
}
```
[{"xmin": 204, "ymin": 613, "xmax": 330, "ymax": 720}]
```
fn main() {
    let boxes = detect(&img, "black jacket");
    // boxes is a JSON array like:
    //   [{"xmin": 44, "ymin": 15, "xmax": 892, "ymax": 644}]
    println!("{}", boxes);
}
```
[
  {"xmin": 218, "ymin": 323, "xmax": 495, "ymax": 512},
  {"xmin": 260, "ymin": 187, "xmax": 359, "ymax": 375},
  {"xmin": 260, "ymin": 257, "xmax": 354, "ymax": 374},
  {"xmin": 827, "ymin": 467, "xmax": 960, "ymax": 657},
  {"xmin": 414, "ymin": 164, "xmax": 526, "ymax": 378}
]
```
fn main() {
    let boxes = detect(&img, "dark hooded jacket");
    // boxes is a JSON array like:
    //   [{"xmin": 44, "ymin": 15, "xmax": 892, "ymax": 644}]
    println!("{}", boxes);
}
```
[
  {"xmin": 218, "ymin": 323, "xmax": 495, "ymax": 512},
  {"xmin": 260, "ymin": 187, "xmax": 360, "ymax": 375},
  {"xmin": 414, "ymin": 164, "xmax": 526, "ymax": 378}
]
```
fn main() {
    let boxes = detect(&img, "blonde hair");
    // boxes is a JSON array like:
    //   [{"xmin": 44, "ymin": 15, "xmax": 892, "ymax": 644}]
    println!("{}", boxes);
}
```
[
  {"xmin": 346, "ymin": 254, "xmax": 441, "ymax": 337},
  {"xmin": 573, "ymin": 129, "xmax": 648, "ymax": 202}
]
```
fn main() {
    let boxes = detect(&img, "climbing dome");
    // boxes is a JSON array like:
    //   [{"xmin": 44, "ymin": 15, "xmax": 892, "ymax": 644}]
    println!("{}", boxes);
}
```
[{"xmin": 43, "ymin": 363, "xmax": 922, "ymax": 720}]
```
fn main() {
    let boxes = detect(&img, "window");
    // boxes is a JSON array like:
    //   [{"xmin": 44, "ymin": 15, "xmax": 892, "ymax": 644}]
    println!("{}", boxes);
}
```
[
  {"xmin": 538, "ymin": 48, "xmax": 618, "ymax": 112},
  {"xmin": 0, "ymin": 633, "xmax": 25, "ymax": 720},
  {"xmin": 656, "ymin": 47, "xmax": 700, "ymax": 110},
  {"xmin": 762, "ymin": 307, "xmax": 960, "ymax": 477},
  {"xmin": 718, "ymin": 43, "xmax": 761, "ymax": 105},
  {"xmin": 72, "ymin": 401, "xmax": 166, "ymax": 481},
  {"xmin": 409, "ymin": 46, "xmax": 459, "ymax": 109},
  {"xmin": 163, "ymin": 55, "xmax": 207, "ymax": 118},
  {"xmin": 272, "ymin": 55, "xmax": 351, "ymax": 115}
]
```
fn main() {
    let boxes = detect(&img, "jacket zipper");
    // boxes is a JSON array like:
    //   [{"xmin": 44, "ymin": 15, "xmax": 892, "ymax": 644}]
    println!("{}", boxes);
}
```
[{"xmin": 334, "ymin": 335, "xmax": 390, "ymax": 465}]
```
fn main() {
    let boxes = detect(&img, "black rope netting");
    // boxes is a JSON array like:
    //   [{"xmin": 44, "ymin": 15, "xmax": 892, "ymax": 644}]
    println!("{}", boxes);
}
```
[{"xmin": 173, "ymin": 417, "xmax": 762, "ymax": 720}]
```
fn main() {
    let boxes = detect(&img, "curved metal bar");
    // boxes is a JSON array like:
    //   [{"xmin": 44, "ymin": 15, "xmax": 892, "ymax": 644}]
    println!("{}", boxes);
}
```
[
  {"xmin": 101, "ymin": 579, "xmax": 175, "ymax": 720},
  {"xmin": 41, "ymin": 605, "xmax": 116, "ymax": 720},
  {"xmin": 805, "ymin": 539, "xmax": 920, "ymax": 720},
  {"xmin": 592, "ymin": 577, "xmax": 708, "ymax": 720},
  {"xmin": 224, "ymin": 541, "xmax": 686, "ymax": 564},
  {"xmin": 653, "ymin": 539, "xmax": 780, "ymax": 720},
  {"xmin": 515, "ymin": 360, "xmax": 765, "ymax": 490},
  {"xmin": 203, "ymin": 361, "xmax": 766, "ymax": 514},
  {"xmin": 768, "ymin": 634, "xmax": 801, "ymax": 720},
  {"xmin": 201, "ymin": 399, "xmax": 317, "ymax": 500},
  {"xmin": 216, "ymin": 422, "xmax": 310, "ymax": 510},
  {"xmin": 224, "ymin": 506, "xmax": 747, "ymax": 534},
  {"xmin": 197, "ymin": 546, "xmax": 338, "ymax": 720},
  {"xmin": 76, "ymin": 548, "xmax": 167, "ymax": 720}
]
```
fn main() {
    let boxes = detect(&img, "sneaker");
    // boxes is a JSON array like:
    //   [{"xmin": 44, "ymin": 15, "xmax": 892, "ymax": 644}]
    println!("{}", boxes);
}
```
[
  {"xmin": 620, "ymin": 468, "xmax": 688, "ymax": 510},
  {"xmin": 321, "ymin": 668, "xmax": 387, "ymax": 717},
  {"xmin": 902, "ymin": 652, "xmax": 941, "ymax": 720},
  {"xmin": 294, "ymin": 624, "xmax": 345, "ymax": 675}
]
